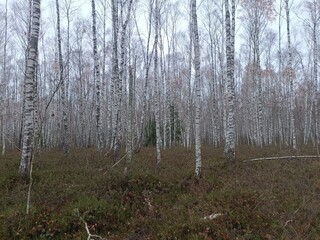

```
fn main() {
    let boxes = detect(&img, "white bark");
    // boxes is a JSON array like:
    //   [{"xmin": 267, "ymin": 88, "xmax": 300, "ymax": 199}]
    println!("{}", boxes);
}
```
[
  {"xmin": 154, "ymin": 0, "xmax": 161, "ymax": 165},
  {"xmin": 127, "ymin": 65, "xmax": 133, "ymax": 162},
  {"xmin": 224, "ymin": 0, "xmax": 236, "ymax": 164},
  {"xmin": 1, "ymin": 0, "xmax": 8, "ymax": 156},
  {"xmin": 91, "ymin": 0, "xmax": 103, "ymax": 152},
  {"xmin": 191, "ymin": 0, "xmax": 202, "ymax": 177},
  {"xmin": 285, "ymin": 0, "xmax": 296, "ymax": 150},
  {"xmin": 311, "ymin": 5, "xmax": 319, "ymax": 148},
  {"xmin": 186, "ymin": 17, "xmax": 193, "ymax": 149},
  {"xmin": 278, "ymin": 1, "xmax": 284, "ymax": 146},
  {"xmin": 19, "ymin": 0, "xmax": 41, "ymax": 177},
  {"xmin": 111, "ymin": 0, "xmax": 119, "ymax": 154},
  {"xmin": 56, "ymin": 0, "xmax": 69, "ymax": 154}
]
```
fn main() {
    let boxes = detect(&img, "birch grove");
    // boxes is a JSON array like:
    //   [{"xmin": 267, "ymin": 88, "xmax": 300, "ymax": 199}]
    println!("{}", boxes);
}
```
[{"xmin": 0, "ymin": 0, "xmax": 318, "ymax": 175}]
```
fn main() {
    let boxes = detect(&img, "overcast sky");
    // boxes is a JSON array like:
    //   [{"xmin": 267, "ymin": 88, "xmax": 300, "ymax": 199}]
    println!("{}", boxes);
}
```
[{"xmin": 0, "ymin": 0, "xmax": 310, "ymax": 59}]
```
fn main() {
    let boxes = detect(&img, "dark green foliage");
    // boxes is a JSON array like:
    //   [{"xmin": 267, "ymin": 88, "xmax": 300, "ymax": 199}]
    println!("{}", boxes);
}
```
[
  {"xmin": 0, "ymin": 145, "xmax": 320, "ymax": 239},
  {"xmin": 145, "ymin": 117, "xmax": 156, "ymax": 146}
]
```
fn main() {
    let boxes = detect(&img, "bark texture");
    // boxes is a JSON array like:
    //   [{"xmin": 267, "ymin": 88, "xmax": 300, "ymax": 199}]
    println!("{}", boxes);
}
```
[
  {"xmin": 91, "ymin": 0, "xmax": 103, "ymax": 152},
  {"xmin": 19, "ymin": 0, "xmax": 41, "ymax": 177},
  {"xmin": 191, "ymin": 0, "xmax": 202, "ymax": 177},
  {"xmin": 225, "ymin": 0, "xmax": 236, "ymax": 164}
]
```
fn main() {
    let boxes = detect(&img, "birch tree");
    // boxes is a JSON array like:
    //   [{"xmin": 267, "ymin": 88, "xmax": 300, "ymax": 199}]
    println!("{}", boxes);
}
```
[
  {"xmin": 285, "ymin": 0, "xmax": 296, "ymax": 150},
  {"xmin": 127, "ymin": 65, "xmax": 134, "ymax": 162},
  {"xmin": 19, "ymin": 0, "xmax": 41, "ymax": 177},
  {"xmin": 225, "ymin": 0, "xmax": 236, "ymax": 164},
  {"xmin": 91, "ymin": 0, "xmax": 103, "ymax": 152},
  {"xmin": 154, "ymin": 0, "xmax": 161, "ymax": 165},
  {"xmin": 1, "ymin": 0, "xmax": 8, "ymax": 156},
  {"xmin": 277, "ymin": 0, "xmax": 284, "ymax": 146},
  {"xmin": 56, "ymin": 0, "xmax": 69, "ymax": 154},
  {"xmin": 191, "ymin": 0, "xmax": 201, "ymax": 177}
]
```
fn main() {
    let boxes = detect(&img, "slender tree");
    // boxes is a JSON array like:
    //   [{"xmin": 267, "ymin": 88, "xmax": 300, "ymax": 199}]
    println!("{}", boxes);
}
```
[
  {"xmin": 127, "ymin": 65, "xmax": 134, "ymax": 162},
  {"xmin": 1, "ymin": 0, "xmax": 8, "ymax": 156},
  {"xmin": 56, "ymin": 0, "xmax": 69, "ymax": 154},
  {"xmin": 224, "ymin": 0, "xmax": 236, "ymax": 163},
  {"xmin": 110, "ymin": 0, "xmax": 119, "ymax": 155},
  {"xmin": 154, "ymin": 0, "xmax": 161, "ymax": 165},
  {"xmin": 285, "ymin": 0, "xmax": 296, "ymax": 150},
  {"xmin": 19, "ymin": 0, "xmax": 41, "ymax": 177},
  {"xmin": 191, "ymin": 0, "xmax": 202, "ymax": 177},
  {"xmin": 91, "ymin": 0, "xmax": 103, "ymax": 152}
]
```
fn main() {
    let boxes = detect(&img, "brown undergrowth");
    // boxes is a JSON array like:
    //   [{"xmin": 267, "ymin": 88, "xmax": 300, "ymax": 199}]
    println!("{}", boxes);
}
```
[{"xmin": 0, "ymin": 145, "xmax": 320, "ymax": 239}]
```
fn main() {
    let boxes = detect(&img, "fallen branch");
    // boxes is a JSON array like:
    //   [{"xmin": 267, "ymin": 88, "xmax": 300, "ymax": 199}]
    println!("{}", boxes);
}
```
[
  {"xmin": 202, "ymin": 213, "xmax": 223, "ymax": 220},
  {"xmin": 103, "ymin": 154, "xmax": 127, "ymax": 175},
  {"xmin": 284, "ymin": 203, "xmax": 303, "ymax": 228},
  {"xmin": 284, "ymin": 219, "xmax": 293, "ymax": 227},
  {"xmin": 76, "ymin": 209, "xmax": 105, "ymax": 240},
  {"xmin": 243, "ymin": 155, "xmax": 319, "ymax": 162},
  {"xmin": 111, "ymin": 154, "xmax": 127, "ymax": 168}
]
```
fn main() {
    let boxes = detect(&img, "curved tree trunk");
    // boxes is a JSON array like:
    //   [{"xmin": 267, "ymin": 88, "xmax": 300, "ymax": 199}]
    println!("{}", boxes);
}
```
[{"xmin": 19, "ymin": 0, "xmax": 41, "ymax": 177}]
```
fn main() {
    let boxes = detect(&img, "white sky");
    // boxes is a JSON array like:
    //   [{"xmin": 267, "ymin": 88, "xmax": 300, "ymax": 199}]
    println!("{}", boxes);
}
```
[{"xmin": 0, "ymin": 0, "xmax": 310, "ymax": 62}]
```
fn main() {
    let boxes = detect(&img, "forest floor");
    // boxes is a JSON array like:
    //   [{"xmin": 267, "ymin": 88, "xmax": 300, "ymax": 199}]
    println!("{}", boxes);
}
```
[{"xmin": 1, "ymin": 145, "xmax": 320, "ymax": 239}]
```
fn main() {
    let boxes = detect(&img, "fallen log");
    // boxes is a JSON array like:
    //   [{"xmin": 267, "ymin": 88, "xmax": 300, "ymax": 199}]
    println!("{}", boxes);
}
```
[{"xmin": 243, "ymin": 155, "xmax": 319, "ymax": 162}]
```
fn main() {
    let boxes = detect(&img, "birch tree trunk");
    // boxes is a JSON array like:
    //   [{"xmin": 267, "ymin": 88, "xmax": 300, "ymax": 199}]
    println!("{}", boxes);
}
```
[
  {"xmin": 191, "ymin": 0, "xmax": 202, "ymax": 177},
  {"xmin": 285, "ymin": 0, "xmax": 296, "ymax": 150},
  {"xmin": 127, "ymin": 65, "xmax": 134, "ymax": 162},
  {"xmin": 278, "ymin": 1, "xmax": 284, "ymax": 147},
  {"xmin": 256, "ymin": 41, "xmax": 263, "ymax": 146},
  {"xmin": 224, "ymin": 0, "xmax": 236, "ymax": 164},
  {"xmin": 91, "ymin": 0, "xmax": 103, "ymax": 152},
  {"xmin": 186, "ymin": 15, "xmax": 193, "ymax": 150},
  {"xmin": 1, "ymin": 0, "xmax": 8, "ymax": 156},
  {"xmin": 19, "ymin": 0, "xmax": 41, "ymax": 177},
  {"xmin": 63, "ymin": 0, "xmax": 75, "ymax": 150},
  {"xmin": 19, "ymin": 0, "xmax": 33, "ymax": 150},
  {"xmin": 154, "ymin": 0, "xmax": 161, "ymax": 165},
  {"xmin": 111, "ymin": 0, "xmax": 119, "ymax": 155},
  {"xmin": 56, "ymin": 0, "xmax": 69, "ymax": 155}
]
